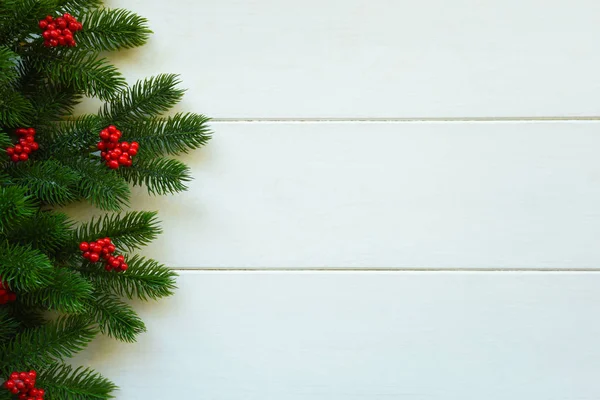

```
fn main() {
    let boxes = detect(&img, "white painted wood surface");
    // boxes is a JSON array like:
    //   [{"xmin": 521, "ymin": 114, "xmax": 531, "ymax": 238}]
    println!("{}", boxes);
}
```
[
  {"xmin": 101, "ymin": 0, "xmax": 600, "ymax": 118},
  {"xmin": 67, "ymin": 121, "xmax": 600, "ymax": 269},
  {"xmin": 68, "ymin": 0, "xmax": 600, "ymax": 398},
  {"xmin": 75, "ymin": 271, "xmax": 600, "ymax": 399}
]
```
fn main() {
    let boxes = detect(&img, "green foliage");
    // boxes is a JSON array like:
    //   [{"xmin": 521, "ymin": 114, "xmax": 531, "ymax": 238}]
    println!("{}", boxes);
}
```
[
  {"xmin": 8, "ymin": 159, "xmax": 79, "ymax": 206},
  {"xmin": 119, "ymin": 156, "xmax": 192, "ymax": 195},
  {"xmin": 79, "ymin": 255, "xmax": 177, "ymax": 301},
  {"xmin": 38, "ymin": 364, "xmax": 116, "ymax": 400},
  {"xmin": 0, "ymin": 1, "xmax": 210, "ymax": 397},
  {"xmin": 19, "ymin": 268, "xmax": 93, "ymax": 313},
  {"xmin": 73, "ymin": 211, "xmax": 162, "ymax": 251},
  {"xmin": 125, "ymin": 112, "xmax": 212, "ymax": 157},
  {"xmin": 0, "ymin": 316, "xmax": 97, "ymax": 371},
  {"xmin": 87, "ymin": 292, "xmax": 146, "ymax": 342},
  {"xmin": 101, "ymin": 74, "xmax": 185, "ymax": 125},
  {"xmin": 7, "ymin": 211, "xmax": 73, "ymax": 256},
  {"xmin": 33, "ymin": 50, "xmax": 127, "ymax": 100},
  {"xmin": 0, "ymin": 308, "xmax": 19, "ymax": 342},
  {"xmin": 0, "ymin": 242, "xmax": 54, "ymax": 292},
  {"xmin": 78, "ymin": 8, "xmax": 151, "ymax": 51},
  {"xmin": 0, "ymin": 186, "xmax": 36, "ymax": 232}
]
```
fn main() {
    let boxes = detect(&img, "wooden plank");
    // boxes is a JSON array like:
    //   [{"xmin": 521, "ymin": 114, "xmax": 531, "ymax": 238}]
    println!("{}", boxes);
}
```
[
  {"xmin": 101, "ymin": 0, "xmax": 600, "ymax": 118},
  {"xmin": 74, "ymin": 271, "xmax": 600, "ymax": 399},
  {"xmin": 65, "ymin": 121, "xmax": 600, "ymax": 269}
]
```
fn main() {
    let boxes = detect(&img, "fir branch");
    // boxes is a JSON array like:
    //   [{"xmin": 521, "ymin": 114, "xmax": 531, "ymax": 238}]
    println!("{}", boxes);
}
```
[
  {"xmin": 0, "ymin": 315, "xmax": 97, "ymax": 371},
  {"xmin": 0, "ymin": 308, "xmax": 19, "ymax": 342},
  {"xmin": 0, "ymin": 86, "xmax": 34, "ymax": 126},
  {"xmin": 6, "ymin": 303, "xmax": 47, "ymax": 329},
  {"xmin": 73, "ymin": 211, "xmax": 161, "ymax": 251},
  {"xmin": 38, "ymin": 114, "xmax": 103, "ymax": 157},
  {"xmin": 37, "ymin": 363, "xmax": 116, "ymax": 400},
  {"xmin": 28, "ymin": 84, "xmax": 83, "ymax": 126},
  {"xmin": 77, "ymin": 8, "xmax": 151, "ymax": 51},
  {"xmin": 0, "ymin": 0, "xmax": 54, "ymax": 44},
  {"xmin": 7, "ymin": 211, "xmax": 73, "ymax": 256},
  {"xmin": 33, "ymin": 51, "xmax": 126, "ymax": 100},
  {"xmin": 100, "ymin": 74, "xmax": 184, "ymax": 124},
  {"xmin": 0, "ymin": 242, "xmax": 54, "ymax": 292},
  {"xmin": 0, "ymin": 130, "xmax": 12, "ymax": 151},
  {"xmin": 63, "ymin": 158, "xmax": 131, "ymax": 211},
  {"xmin": 8, "ymin": 159, "xmax": 79, "ymax": 206},
  {"xmin": 118, "ymin": 156, "xmax": 191, "ymax": 195},
  {"xmin": 0, "ymin": 46, "xmax": 19, "ymax": 84},
  {"xmin": 87, "ymin": 291, "xmax": 146, "ymax": 342},
  {"xmin": 0, "ymin": 186, "xmax": 37, "ymax": 233},
  {"xmin": 55, "ymin": 0, "xmax": 103, "ymax": 13},
  {"xmin": 124, "ymin": 112, "xmax": 211, "ymax": 157},
  {"xmin": 18, "ymin": 268, "xmax": 93, "ymax": 313},
  {"xmin": 79, "ymin": 255, "xmax": 177, "ymax": 301}
]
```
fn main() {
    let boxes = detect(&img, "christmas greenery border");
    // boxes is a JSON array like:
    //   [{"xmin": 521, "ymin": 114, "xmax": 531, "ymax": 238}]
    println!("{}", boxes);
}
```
[{"xmin": 0, "ymin": 0, "xmax": 211, "ymax": 399}]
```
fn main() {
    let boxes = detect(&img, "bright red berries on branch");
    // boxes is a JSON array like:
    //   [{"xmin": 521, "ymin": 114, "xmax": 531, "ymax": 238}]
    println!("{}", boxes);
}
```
[
  {"xmin": 0, "ymin": 278, "xmax": 16, "ymax": 305},
  {"xmin": 97, "ymin": 125, "xmax": 139, "ymax": 169},
  {"xmin": 3, "ymin": 371, "xmax": 45, "ymax": 400},
  {"xmin": 6, "ymin": 128, "xmax": 39, "ymax": 163},
  {"xmin": 80, "ymin": 238, "xmax": 129, "ymax": 272},
  {"xmin": 39, "ymin": 13, "xmax": 82, "ymax": 47}
]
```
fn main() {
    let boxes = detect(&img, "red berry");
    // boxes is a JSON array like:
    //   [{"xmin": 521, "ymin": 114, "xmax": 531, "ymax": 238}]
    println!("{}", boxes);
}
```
[
  {"xmin": 97, "ymin": 141, "xmax": 106, "ymax": 150},
  {"xmin": 49, "ymin": 39, "xmax": 58, "ymax": 47},
  {"xmin": 57, "ymin": 36, "xmax": 66, "ymax": 46},
  {"xmin": 107, "ymin": 125, "xmax": 117, "ymax": 133},
  {"xmin": 131, "ymin": 141, "xmax": 139, "ymax": 149},
  {"xmin": 14, "ymin": 144, "xmax": 22, "ymax": 153},
  {"xmin": 50, "ymin": 29, "xmax": 59, "ymax": 38},
  {"xmin": 10, "ymin": 154, "xmax": 19, "ymax": 162},
  {"xmin": 42, "ymin": 30, "xmax": 51, "ymax": 39},
  {"xmin": 39, "ymin": 20, "xmax": 48, "ymax": 29},
  {"xmin": 22, "ymin": 146, "xmax": 31, "ymax": 154},
  {"xmin": 47, "ymin": 23, "xmax": 56, "ymax": 30},
  {"xmin": 25, "ymin": 135, "xmax": 35, "ymax": 143},
  {"xmin": 118, "ymin": 155, "xmax": 130, "ymax": 165},
  {"xmin": 30, "ymin": 142, "xmax": 39, "ymax": 151},
  {"xmin": 127, "ymin": 147, "xmax": 137, "ymax": 156},
  {"xmin": 104, "ymin": 264, "xmax": 113, "ymax": 271},
  {"xmin": 109, "ymin": 133, "xmax": 119, "ymax": 142},
  {"xmin": 79, "ymin": 242, "xmax": 89, "ymax": 251},
  {"xmin": 89, "ymin": 253, "xmax": 100, "ymax": 263},
  {"xmin": 120, "ymin": 263, "xmax": 128, "ymax": 271},
  {"xmin": 99, "ymin": 130, "xmax": 110, "ymax": 140},
  {"xmin": 57, "ymin": 19, "xmax": 67, "ymax": 29},
  {"xmin": 19, "ymin": 153, "xmax": 28, "ymax": 161},
  {"xmin": 108, "ymin": 160, "xmax": 119, "ymax": 169},
  {"xmin": 83, "ymin": 251, "xmax": 91, "ymax": 259},
  {"xmin": 68, "ymin": 22, "xmax": 79, "ymax": 30},
  {"xmin": 106, "ymin": 142, "xmax": 116, "ymax": 150},
  {"xmin": 110, "ymin": 258, "xmax": 121, "ymax": 268},
  {"xmin": 107, "ymin": 244, "xmax": 116, "ymax": 253},
  {"xmin": 27, "ymin": 128, "xmax": 35, "ymax": 136},
  {"xmin": 6, "ymin": 147, "xmax": 14, "ymax": 155}
]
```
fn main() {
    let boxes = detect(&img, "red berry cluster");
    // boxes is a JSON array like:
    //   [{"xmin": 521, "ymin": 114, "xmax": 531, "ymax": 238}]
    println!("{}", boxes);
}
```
[
  {"xmin": 3, "ymin": 371, "xmax": 45, "ymax": 400},
  {"xmin": 0, "ymin": 278, "xmax": 16, "ymax": 305},
  {"xmin": 6, "ymin": 128, "xmax": 39, "ymax": 163},
  {"xmin": 39, "ymin": 13, "xmax": 82, "ymax": 47},
  {"xmin": 80, "ymin": 238, "xmax": 128, "ymax": 272},
  {"xmin": 97, "ymin": 125, "xmax": 139, "ymax": 169}
]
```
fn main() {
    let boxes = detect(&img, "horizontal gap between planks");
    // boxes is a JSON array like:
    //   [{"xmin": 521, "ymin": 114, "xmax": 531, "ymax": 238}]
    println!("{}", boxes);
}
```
[
  {"xmin": 210, "ymin": 116, "xmax": 600, "ymax": 123},
  {"xmin": 170, "ymin": 267, "xmax": 600, "ymax": 272}
]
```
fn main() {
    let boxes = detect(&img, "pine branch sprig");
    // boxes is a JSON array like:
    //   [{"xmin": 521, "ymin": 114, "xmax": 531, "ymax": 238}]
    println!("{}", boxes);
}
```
[
  {"xmin": 0, "ymin": 186, "xmax": 37, "ymax": 233},
  {"xmin": 32, "ymin": 50, "xmax": 126, "ymax": 100},
  {"xmin": 0, "ymin": 308, "xmax": 19, "ymax": 343},
  {"xmin": 0, "ymin": 242, "xmax": 54, "ymax": 292},
  {"xmin": 7, "ymin": 211, "xmax": 73, "ymax": 256},
  {"xmin": 8, "ymin": 159, "xmax": 79, "ymax": 206},
  {"xmin": 118, "ymin": 156, "xmax": 192, "ymax": 195},
  {"xmin": 79, "ymin": 255, "xmax": 177, "ymax": 301},
  {"xmin": 0, "ymin": 315, "xmax": 97, "ymax": 371},
  {"xmin": 0, "ymin": 85, "xmax": 34, "ymax": 126},
  {"xmin": 73, "ymin": 211, "xmax": 162, "ymax": 252},
  {"xmin": 77, "ymin": 8, "xmax": 152, "ymax": 51},
  {"xmin": 100, "ymin": 74, "xmax": 185, "ymax": 125},
  {"xmin": 124, "ymin": 112, "xmax": 211, "ymax": 157},
  {"xmin": 18, "ymin": 268, "xmax": 94, "ymax": 313},
  {"xmin": 37, "ymin": 363, "xmax": 117, "ymax": 400},
  {"xmin": 87, "ymin": 291, "xmax": 146, "ymax": 342}
]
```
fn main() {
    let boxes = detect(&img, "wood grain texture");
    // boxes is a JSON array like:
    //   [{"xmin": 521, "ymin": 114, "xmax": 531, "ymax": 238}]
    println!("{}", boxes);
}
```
[
  {"xmin": 97, "ymin": 0, "xmax": 600, "ymax": 119},
  {"xmin": 66, "ymin": 121, "xmax": 600, "ymax": 269},
  {"xmin": 74, "ymin": 271, "xmax": 600, "ymax": 399}
]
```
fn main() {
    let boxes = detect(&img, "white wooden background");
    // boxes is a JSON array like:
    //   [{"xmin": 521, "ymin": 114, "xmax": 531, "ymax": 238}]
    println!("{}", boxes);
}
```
[{"xmin": 73, "ymin": 0, "xmax": 600, "ymax": 398}]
